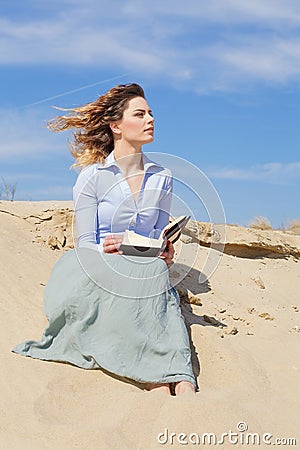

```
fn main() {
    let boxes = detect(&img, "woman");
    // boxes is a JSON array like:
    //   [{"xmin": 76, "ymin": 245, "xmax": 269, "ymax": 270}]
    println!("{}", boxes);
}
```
[{"xmin": 13, "ymin": 83, "xmax": 196, "ymax": 395}]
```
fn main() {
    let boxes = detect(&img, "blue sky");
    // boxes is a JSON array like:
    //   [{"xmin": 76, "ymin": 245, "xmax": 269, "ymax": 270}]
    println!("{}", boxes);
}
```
[{"xmin": 1, "ymin": 0, "xmax": 299, "ymax": 228}]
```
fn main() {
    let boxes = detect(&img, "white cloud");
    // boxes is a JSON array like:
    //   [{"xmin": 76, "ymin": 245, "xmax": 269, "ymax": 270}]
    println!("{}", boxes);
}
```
[
  {"xmin": 1, "ymin": 1, "xmax": 300, "ymax": 91},
  {"xmin": 209, "ymin": 37, "xmax": 300, "ymax": 83},
  {"xmin": 208, "ymin": 162, "xmax": 300, "ymax": 183}
]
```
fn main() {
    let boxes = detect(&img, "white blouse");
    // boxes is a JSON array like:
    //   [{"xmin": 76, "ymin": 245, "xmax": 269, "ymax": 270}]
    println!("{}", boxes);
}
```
[{"xmin": 73, "ymin": 151, "xmax": 173, "ymax": 252}]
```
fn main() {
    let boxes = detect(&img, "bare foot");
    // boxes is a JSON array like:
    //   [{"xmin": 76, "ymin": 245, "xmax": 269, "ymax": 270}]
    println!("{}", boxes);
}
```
[
  {"xmin": 175, "ymin": 381, "xmax": 196, "ymax": 396},
  {"xmin": 145, "ymin": 382, "xmax": 171, "ymax": 394}
]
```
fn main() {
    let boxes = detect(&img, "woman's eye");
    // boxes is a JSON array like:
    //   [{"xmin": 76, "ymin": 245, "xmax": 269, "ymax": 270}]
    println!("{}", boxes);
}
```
[{"xmin": 135, "ymin": 112, "xmax": 144, "ymax": 117}]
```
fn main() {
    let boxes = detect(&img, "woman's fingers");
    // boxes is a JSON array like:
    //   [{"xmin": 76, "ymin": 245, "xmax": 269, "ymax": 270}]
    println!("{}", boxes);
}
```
[
  {"xmin": 104, "ymin": 245, "xmax": 122, "ymax": 254},
  {"xmin": 161, "ymin": 241, "xmax": 174, "ymax": 259},
  {"xmin": 103, "ymin": 234, "xmax": 124, "ymax": 253},
  {"xmin": 161, "ymin": 257, "xmax": 172, "ymax": 268},
  {"xmin": 159, "ymin": 240, "xmax": 175, "ymax": 267},
  {"xmin": 105, "ymin": 234, "xmax": 123, "ymax": 244}
]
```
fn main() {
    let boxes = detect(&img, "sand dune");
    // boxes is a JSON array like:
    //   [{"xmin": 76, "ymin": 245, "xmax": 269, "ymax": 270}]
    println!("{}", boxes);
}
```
[{"xmin": 1, "ymin": 201, "xmax": 299, "ymax": 449}]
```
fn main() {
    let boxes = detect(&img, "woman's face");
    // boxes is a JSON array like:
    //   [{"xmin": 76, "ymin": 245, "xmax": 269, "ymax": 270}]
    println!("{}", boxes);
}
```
[{"xmin": 112, "ymin": 96, "xmax": 154, "ymax": 146}]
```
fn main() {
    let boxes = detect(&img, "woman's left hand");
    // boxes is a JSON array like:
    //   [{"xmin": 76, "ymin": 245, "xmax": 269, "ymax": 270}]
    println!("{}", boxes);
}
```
[{"xmin": 159, "ymin": 240, "xmax": 175, "ymax": 268}]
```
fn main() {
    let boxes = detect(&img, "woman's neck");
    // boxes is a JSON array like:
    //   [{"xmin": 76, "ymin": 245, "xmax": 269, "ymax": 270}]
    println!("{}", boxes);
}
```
[{"xmin": 113, "ymin": 142, "xmax": 144, "ymax": 175}]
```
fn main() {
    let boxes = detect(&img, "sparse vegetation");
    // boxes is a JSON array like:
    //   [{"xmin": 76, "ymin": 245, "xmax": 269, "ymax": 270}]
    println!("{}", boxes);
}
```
[
  {"xmin": 248, "ymin": 216, "xmax": 272, "ymax": 230},
  {"xmin": 0, "ymin": 177, "xmax": 17, "ymax": 201},
  {"xmin": 248, "ymin": 216, "xmax": 300, "ymax": 235},
  {"xmin": 285, "ymin": 220, "xmax": 300, "ymax": 236}
]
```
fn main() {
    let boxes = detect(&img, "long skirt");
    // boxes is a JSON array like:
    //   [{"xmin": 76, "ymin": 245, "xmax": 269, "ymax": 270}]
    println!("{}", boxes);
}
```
[{"xmin": 12, "ymin": 247, "xmax": 196, "ymax": 388}]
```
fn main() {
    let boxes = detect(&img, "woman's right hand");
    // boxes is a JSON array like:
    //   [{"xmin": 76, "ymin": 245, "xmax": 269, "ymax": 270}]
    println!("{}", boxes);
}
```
[{"xmin": 103, "ymin": 234, "xmax": 124, "ymax": 254}]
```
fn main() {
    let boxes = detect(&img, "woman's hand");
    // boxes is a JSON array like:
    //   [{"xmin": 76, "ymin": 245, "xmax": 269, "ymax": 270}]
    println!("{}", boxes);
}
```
[
  {"xmin": 158, "ymin": 240, "xmax": 175, "ymax": 268},
  {"xmin": 103, "ymin": 234, "xmax": 124, "ymax": 254}
]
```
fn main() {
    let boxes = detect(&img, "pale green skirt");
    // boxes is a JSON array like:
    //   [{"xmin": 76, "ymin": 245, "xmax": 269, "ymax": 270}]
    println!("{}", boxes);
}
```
[{"xmin": 13, "ymin": 248, "xmax": 196, "ymax": 388}]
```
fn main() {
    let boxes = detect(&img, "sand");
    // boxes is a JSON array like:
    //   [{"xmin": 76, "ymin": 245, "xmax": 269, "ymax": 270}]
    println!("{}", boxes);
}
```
[{"xmin": 0, "ymin": 200, "xmax": 299, "ymax": 449}]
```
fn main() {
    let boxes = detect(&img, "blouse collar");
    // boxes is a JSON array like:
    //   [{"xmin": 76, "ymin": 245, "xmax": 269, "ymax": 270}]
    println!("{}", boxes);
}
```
[{"xmin": 98, "ymin": 151, "xmax": 163, "ymax": 173}]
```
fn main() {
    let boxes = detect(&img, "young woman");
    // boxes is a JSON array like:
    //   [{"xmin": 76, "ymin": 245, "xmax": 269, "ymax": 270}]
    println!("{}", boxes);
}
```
[{"xmin": 13, "ymin": 83, "xmax": 196, "ymax": 395}]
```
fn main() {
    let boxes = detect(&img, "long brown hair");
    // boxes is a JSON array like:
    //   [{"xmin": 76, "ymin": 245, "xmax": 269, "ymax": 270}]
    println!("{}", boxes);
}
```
[{"xmin": 47, "ymin": 83, "xmax": 145, "ymax": 168}]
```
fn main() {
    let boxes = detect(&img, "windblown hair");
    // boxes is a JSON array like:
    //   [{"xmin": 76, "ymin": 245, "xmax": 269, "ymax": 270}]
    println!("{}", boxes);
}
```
[{"xmin": 47, "ymin": 83, "xmax": 145, "ymax": 169}]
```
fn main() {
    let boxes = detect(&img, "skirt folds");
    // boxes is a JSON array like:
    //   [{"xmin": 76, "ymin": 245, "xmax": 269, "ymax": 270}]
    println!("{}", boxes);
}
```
[{"xmin": 13, "ymin": 248, "xmax": 196, "ymax": 387}]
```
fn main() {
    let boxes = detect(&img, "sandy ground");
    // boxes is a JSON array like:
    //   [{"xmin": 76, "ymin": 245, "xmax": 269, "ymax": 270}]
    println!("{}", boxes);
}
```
[{"xmin": 0, "ymin": 201, "xmax": 299, "ymax": 449}]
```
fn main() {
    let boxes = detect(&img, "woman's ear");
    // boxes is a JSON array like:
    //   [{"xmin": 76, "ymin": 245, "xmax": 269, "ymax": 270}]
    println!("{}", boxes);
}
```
[{"xmin": 109, "ymin": 122, "xmax": 121, "ymax": 135}]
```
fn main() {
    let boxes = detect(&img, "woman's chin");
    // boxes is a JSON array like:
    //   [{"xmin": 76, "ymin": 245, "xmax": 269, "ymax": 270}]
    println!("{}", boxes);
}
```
[{"xmin": 143, "ymin": 135, "xmax": 154, "ymax": 144}]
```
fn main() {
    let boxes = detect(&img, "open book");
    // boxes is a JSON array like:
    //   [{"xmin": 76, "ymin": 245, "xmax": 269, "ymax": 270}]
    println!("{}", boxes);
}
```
[{"xmin": 119, "ymin": 215, "xmax": 190, "ymax": 257}]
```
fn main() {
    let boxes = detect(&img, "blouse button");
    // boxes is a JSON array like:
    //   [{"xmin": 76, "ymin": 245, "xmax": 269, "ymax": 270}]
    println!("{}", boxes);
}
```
[{"xmin": 129, "ymin": 213, "xmax": 137, "ymax": 229}]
